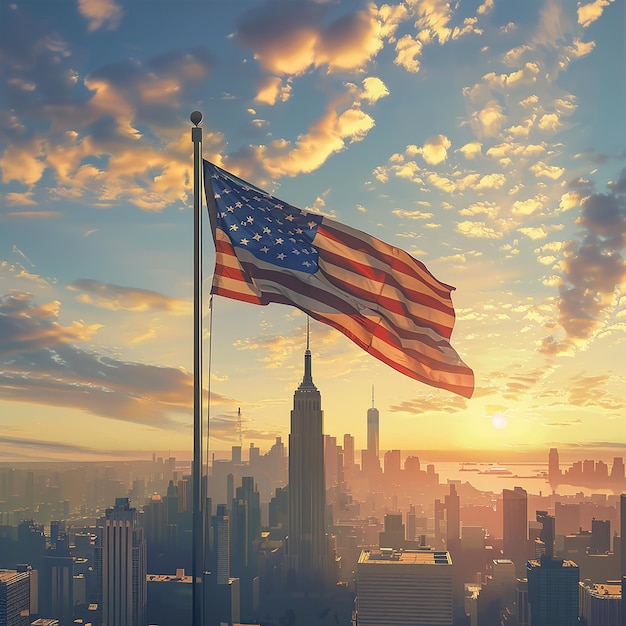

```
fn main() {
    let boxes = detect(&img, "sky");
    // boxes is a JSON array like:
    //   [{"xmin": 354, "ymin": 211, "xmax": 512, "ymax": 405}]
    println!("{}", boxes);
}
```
[{"xmin": 0, "ymin": 0, "xmax": 625, "ymax": 463}]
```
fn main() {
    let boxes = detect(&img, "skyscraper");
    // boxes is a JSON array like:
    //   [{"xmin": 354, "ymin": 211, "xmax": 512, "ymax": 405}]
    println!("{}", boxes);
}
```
[
  {"xmin": 503, "ymin": 486, "xmax": 528, "ymax": 577},
  {"xmin": 95, "ymin": 497, "xmax": 147, "ymax": 626},
  {"xmin": 286, "ymin": 329, "xmax": 328, "ymax": 590},
  {"xmin": 620, "ymin": 494, "xmax": 626, "ymax": 626},
  {"xmin": 367, "ymin": 386, "xmax": 379, "ymax": 460},
  {"xmin": 527, "ymin": 557, "xmax": 579, "ymax": 626},
  {"xmin": 0, "ymin": 569, "xmax": 30, "ymax": 626},
  {"xmin": 362, "ymin": 387, "xmax": 381, "ymax": 479},
  {"xmin": 527, "ymin": 510, "xmax": 578, "ymax": 626},
  {"xmin": 357, "ymin": 549, "xmax": 453, "ymax": 626},
  {"xmin": 42, "ymin": 543, "xmax": 74, "ymax": 626},
  {"xmin": 548, "ymin": 448, "xmax": 560, "ymax": 485}
]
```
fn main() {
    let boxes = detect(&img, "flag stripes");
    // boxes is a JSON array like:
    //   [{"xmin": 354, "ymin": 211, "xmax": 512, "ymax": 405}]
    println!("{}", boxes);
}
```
[{"xmin": 205, "ymin": 160, "xmax": 474, "ymax": 398}]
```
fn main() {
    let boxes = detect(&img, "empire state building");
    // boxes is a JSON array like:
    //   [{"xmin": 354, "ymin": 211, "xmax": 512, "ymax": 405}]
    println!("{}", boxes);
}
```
[{"xmin": 287, "ymin": 328, "xmax": 328, "ymax": 590}]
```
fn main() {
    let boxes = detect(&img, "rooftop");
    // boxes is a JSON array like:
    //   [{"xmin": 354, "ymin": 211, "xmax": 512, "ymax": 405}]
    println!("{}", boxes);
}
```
[
  {"xmin": 0, "ymin": 569, "xmax": 28, "ymax": 583},
  {"xmin": 580, "ymin": 581, "xmax": 621, "ymax": 598},
  {"xmin": 359, "ymin": 549, "xmax": 452, "ymax": 565}
]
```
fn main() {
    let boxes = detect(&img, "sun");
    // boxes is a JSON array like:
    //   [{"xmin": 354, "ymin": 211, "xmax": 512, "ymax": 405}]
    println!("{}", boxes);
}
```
[{"xmin": 491, "ymin": 412, "xmax": 508, "ymax": 429}]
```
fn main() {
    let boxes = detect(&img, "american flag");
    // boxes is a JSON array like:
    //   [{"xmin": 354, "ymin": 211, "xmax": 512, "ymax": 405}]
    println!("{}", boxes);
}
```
[{"xmin": 203, "ymin": 160, "xmax": 474, "ymax": 398}]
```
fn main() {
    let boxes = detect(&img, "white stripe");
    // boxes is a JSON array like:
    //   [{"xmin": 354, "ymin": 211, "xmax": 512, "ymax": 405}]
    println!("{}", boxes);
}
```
[
  {"xmin": 318, "ymin": 257, "xmax": 455, "ymax": 332},
  {"xmin": 319, "ymin": 216, "xmax": 452, "ymax": 297},
  {"xmin": 216, "ymin": 246, "xmax": 469, "ymax": 369}
]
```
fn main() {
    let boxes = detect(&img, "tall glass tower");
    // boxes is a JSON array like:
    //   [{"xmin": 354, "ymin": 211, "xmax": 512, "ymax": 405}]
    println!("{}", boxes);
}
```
[
  {"xmin": 287, "ymin": 328, "xmax": 327, "ymax": 590},
  {"xmin": 95, "ymin": 497, "xmax": 147, "ymax": 626},
  {"xmin": 367, "ymin": 386, "xmax": 379, "ymax": 460}
]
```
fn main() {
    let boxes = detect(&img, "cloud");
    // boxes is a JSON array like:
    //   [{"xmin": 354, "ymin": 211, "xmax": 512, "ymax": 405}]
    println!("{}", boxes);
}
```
[
  {"xmin": 360, "ymin": 77, "xmax": 389, "ymax": 104},
  {"xmin": 0, "ymin": 11, "xmax": 216, "ymax": 210},
  {"xmin": 473, "ymin": 101, "xmax": 506, "ymax": 137},
  {"xmin": 394, "ymin": 34, "xmax": 423, "ymax": 72},
  {"xmin": 392, "ymin": 208, "xmax": 434, "ymax": 220},
  {"xmin": 78, "ymin": 0, "xmax": 123, "ymax": 31},
  {"xmin": 0, "ymin": 292, "xmax": 235, "ymax": 424},
  {"xmin": 566, "ymin": 372, "xmax": 625, "ymax": 410},
  {"xmin": 0, "ymin": 434, "xmax": 122, "ymax": 457},
  {"xmin": 68, "ymin": 279, "xmax": 190, "ymax": 314},
  {"xmin": 235, "ymin": 0, "xmax": 383, "ymax": 75},
  {"xmin": 456, "ymin": 220, "xmax": 502, "ymax": 239},
  {"xmin": 458, "ymin": 142, "xmax": 483, "ymax": 160},
  {"xmin": 530, "ymin": 161, "xmax": 565, "ymax": 180},
  {"xmin": 420, "ymin": 135, "xmax": 452, "ymax": 165},
  {"xmin": 545, "ymin": 170, "xmax": 626, "ymax": 346},
  {"xmin": 577, "ymin": 0, "xmax": 615, "ymax": 28},
  {"xmin": 388, "ymin": 394, "xmax": 468, "ymax": 415},
  {"xmin": 254, "ymin": 76, "xmax": 292, "ymax": 105},
  {"xmin": 225, "ymin": 95, "xmax": 376, "ymax": 180}
]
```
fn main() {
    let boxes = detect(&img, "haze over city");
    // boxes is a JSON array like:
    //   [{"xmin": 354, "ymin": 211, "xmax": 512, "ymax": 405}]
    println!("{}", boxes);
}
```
[{"xmin": 1, "ymin": 0, "xmax": 625, "ymax": 463}]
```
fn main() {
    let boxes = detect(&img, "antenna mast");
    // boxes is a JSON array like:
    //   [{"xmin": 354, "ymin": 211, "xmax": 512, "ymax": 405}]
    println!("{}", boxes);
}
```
[{"xmin": 237, "ymin": 407, "xmax": 243, "ymax": 447}]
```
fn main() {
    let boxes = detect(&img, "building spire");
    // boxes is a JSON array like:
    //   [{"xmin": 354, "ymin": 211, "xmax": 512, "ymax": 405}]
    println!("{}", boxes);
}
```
[
  {"xmin": 372, "ymin": 384, "xmax": 375, "ymax": 408},
  {"xmin": 300, "ymin": 317, "xmax": 315, "ymax": 388}
]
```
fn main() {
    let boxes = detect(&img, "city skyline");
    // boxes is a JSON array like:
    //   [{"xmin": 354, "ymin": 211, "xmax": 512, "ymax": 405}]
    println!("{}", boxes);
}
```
[{"xmin": 1, "ymin": 0, "xmax": 625, "ymax": 461}]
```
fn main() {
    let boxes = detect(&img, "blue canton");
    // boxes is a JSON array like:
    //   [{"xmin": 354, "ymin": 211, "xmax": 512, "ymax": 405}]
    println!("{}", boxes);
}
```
[{"xmin": 209, "ymin": 166, "xmax": 322, "ymax": 274}]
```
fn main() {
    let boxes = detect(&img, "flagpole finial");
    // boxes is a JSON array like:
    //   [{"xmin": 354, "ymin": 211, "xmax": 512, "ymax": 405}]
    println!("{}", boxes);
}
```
[{"xmin": 190, "ymin": 111, "xmax": 203, "ymax": 126}]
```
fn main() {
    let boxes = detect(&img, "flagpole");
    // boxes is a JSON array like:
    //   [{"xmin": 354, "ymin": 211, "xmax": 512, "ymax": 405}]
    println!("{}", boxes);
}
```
[{"xmin": 190, "ymin": 110, "xmax": 204, "ymax": 626}]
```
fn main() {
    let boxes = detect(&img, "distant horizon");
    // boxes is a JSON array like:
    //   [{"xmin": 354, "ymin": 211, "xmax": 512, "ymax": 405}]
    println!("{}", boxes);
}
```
[{"xmin": 3, "ymin": 445, "xmax": 626, "ymax": 466}]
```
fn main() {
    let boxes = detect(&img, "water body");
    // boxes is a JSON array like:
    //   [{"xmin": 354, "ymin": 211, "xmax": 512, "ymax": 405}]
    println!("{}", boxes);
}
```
[{"xmin": 429, "ymin": 461, "xmax": 619, "ymax": 497}]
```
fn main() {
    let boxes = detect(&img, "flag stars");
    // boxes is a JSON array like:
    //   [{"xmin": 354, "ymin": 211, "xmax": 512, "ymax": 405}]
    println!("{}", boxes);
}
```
[
  {"xmin": 285, "ymin": 214, "xmax": 295, "ymax": 221},
  {"xmin": 260, "ymin": 246, "xmax": 269, "ymax": 253},
  {"xmin": 277, "ymin": 253, "xmax": 286, "ymax": 260},
  {"xmin": 229, "ymin": 224, "xmax": 238, "ymax": 231},
  {"xmin": 240, "ymin": 238, "xmax": 249, "ymax": 246},
  {"xmin": 235, "ymin": 201, "xmax": 243, "ymax": 208},
  {"xmin": 252, "ymin": 233, "xmax": 262, "ymax": 241},
  {"xmin": 307, "ymin": 221, "xmax": 317, "ymax": 229},
  {"xmin": 263, "ymin": 227, "xmax": 271, "ymax": 234},
  {"xmin": 275, "ymin": 237, "xmax": 284, "ymax": 245}
]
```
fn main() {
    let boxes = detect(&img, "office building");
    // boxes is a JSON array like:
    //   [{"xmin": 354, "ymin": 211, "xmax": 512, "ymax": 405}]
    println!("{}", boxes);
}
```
[
  {"xmin": 619, "ymin": 493, "xmax": 626, "ymax": 624},
  {"xmin": 367, "ymin": 387, "xmax": 379, "ymax": 460},
  {"xmin": 95, "ymin": 497, "xmax": 147, "ymax": 626},
  {"xmin": 286, "ymin": 332, "xmax": 328, "ymax": 590},
  {"xmin": 378, "ymin": 514, "xmax": 405, "ymax": 549},
  {"xmin": 527, "ymin": 557, "xmax": 579, "ymax": 626},
  {"xmin": 212, "ymin": 504, "xmax": 230, "ymax": 584},
  {"xmin": 590, "ymin": 519, "xmax": 610, "ymax": 554},
  {"xmin": 445, "ymin": 483, "xmax": 461, "ymax": 552},
  {"xmin": 362, "ymin": 388, "xmax": 381, "ymax": 478},
  {"xmin": 357, "ymin": 548, "xmax": 453, "ymax": 626},
  {"xmin": 41, "ymin": 548, "xmax": 73, "ymax": 626},
  {"xmin": 579, "ymin": 580, "xmax": 620, "ymax": 626},
  {"xmin": 549, "ymin": 448, "xmax": 560, "ymax": 484},
  {"xmin": 502, "ymin": 487, "xmax": 528, "ymax": 577},
  {"xmin": 0, "ymin": 569, "xmax": 30, "ymax": 626},
  {"xmin": 477, "ymin": 559, "xmax": 516, "ymax": 626}
]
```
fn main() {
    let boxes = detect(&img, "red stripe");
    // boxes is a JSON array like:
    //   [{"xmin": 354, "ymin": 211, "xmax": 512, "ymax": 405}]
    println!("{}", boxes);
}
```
[
  {"xmin": 216, "ymin": 252, "xmax": 470, "ymax": 377},
  {"xmin": 318, "ymin": 222, "xmax": 454, "ymax": 297},
  {"xmin": 318, "ymin": 256, "xmax": 454, "ymax": 339},
  {"xmin": 319, "ymin": 245, "xmax": 454, "ymax": 316}
]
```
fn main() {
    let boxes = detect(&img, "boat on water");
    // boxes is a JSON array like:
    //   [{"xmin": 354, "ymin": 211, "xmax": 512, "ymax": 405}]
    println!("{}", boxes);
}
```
[
  {"xmin": 480, "ymin": 466, "xmax": 512, "ymax": 475},
  {"xmin": 460, "ymin": 464, "xmax": 480, "ymax": 472}
]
